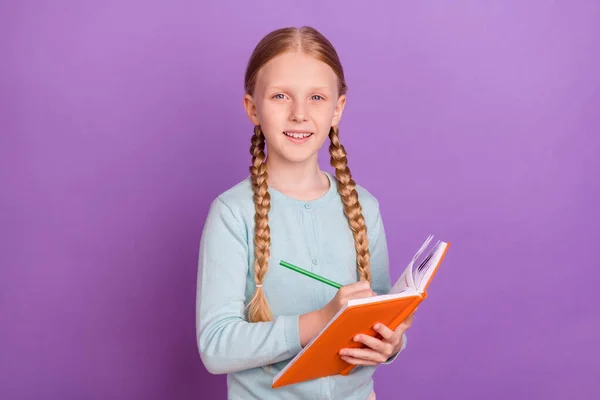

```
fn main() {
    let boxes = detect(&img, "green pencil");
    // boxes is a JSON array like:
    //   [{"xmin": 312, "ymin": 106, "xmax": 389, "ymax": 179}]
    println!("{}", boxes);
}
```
[{"xmin": 279, "ymin": 260, "xmax": 342, "ymax": 289}]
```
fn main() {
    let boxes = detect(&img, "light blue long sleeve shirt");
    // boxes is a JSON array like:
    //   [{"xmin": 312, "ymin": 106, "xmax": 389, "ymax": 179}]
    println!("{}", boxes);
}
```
[{"xmin": 196, "ymin": 171, "xmax": 406, "ymax": 400}]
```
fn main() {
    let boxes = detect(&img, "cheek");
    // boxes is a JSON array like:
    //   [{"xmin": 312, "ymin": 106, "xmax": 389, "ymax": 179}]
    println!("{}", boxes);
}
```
[
  {"xmin": 312, "ymin": 105, "xmax": 336, "ymax": 129},
  {"xmin": 258, "ymin": 103, "xmax": 285, "ymax": 126},
  {"xmin": 256, "ymin": 104, "xmax": 285, "ymax": 142}
]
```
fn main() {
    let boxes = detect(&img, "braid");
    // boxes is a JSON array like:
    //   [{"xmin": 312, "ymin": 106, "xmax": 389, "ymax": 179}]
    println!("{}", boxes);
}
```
[
  {"xmin": 247, "ymin": 125, "xmax": 273, "ymax": 322},
  {"xmin": 328, "ymin": 126, "xmax": 372, "ymax": 283}
]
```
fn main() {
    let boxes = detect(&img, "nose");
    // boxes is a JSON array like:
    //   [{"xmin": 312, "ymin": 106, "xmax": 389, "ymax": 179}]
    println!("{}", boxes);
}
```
[{"xmin": 289, "ymin": 102, "xmax": 308, "ymax": 122}]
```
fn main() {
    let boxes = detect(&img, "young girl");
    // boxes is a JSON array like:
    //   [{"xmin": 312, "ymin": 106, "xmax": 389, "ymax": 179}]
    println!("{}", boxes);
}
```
[{"xmin": 196, "ymin": 26, "xmax": 414, "ymax": 400}]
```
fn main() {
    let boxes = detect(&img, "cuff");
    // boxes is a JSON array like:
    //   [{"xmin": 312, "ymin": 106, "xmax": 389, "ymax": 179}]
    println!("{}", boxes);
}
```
[{"xmin": 283, "ymin": 314, "xmax": 302, "ymax": 356}]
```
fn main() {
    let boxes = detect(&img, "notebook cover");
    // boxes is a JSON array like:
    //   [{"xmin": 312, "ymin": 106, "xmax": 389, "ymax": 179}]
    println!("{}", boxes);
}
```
[
  {"xmin": 273, "ymin": 241, "xmax": 451, "ymax": 388},
  {"xmin": 272, "ymin": 295, "xmax": 423, "ymax": 388}
]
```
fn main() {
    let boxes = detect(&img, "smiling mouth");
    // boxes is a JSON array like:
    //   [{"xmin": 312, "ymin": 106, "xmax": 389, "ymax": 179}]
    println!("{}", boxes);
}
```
[{"xmin": 283, "ymin": 131, "xmax": 313, "ymax": 139}]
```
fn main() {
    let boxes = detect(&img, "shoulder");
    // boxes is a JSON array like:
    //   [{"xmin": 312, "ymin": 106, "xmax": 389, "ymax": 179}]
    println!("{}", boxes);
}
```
[
  {"xmin": 215, "ymin": 175, "xmax": 254, "ymax": 211},
  {"xmin": 206, "ymin": 175, "xmax": 255, "ymax": 230},
  {"xmin": 327, "ymin": 171, "xmax": 380, "ymax": 213},
  {"xmin": 354, "ymin": 182, "xmax": 380, "ymax": 214},
  {"xmin": 328, "ymin": 172, "xmax": 383, "ymax": 236},
  {"xmin": 353, "ymin": 180, "xmax": 384, "ymax": 240}
]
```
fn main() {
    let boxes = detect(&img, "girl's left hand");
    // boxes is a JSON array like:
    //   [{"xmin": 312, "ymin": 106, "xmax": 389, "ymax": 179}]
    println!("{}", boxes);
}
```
[{"xmin": 338, "ymin": 311, "xmax": 415, "ymax": 366}]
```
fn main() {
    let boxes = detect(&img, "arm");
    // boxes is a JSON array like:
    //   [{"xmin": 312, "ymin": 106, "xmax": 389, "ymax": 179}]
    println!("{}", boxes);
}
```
[
  {"xmin": 196, "ymin": 198, "xmax": 327, "ymax": 375},
  {"xmin": 367, "ymin": 203, "xmax": 407, "ymax": 364}
]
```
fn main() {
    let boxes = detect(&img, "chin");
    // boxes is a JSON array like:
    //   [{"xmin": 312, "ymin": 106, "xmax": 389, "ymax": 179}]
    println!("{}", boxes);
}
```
[
  {"xmin": 278, "ymin": 150, "xmax": 319, "ymax": 165},
  {"xmin": 269, "ymin": 144, "xmax": 320, "ymax": 165}
]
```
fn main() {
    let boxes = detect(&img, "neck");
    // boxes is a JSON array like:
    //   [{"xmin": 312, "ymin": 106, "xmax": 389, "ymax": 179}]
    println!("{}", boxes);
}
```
[{"xmin": 265, "ymin": 153, "xmax": 325, "ymax": 194}]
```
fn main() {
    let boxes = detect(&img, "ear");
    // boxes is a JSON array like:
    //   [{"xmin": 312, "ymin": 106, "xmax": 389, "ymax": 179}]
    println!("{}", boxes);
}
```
[
  {"xmin": 331, "ymin": 94, "xmax": 346, "ymax": 127},
  {"xmin": 243, "ymin": 94, "xmax": 261, "ymax": 125}
]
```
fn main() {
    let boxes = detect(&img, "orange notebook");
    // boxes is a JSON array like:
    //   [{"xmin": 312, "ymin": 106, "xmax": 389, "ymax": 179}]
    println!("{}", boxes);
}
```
[{"xmin": 272, "ymin": 235, "xmax": 450, "ymax": 388}]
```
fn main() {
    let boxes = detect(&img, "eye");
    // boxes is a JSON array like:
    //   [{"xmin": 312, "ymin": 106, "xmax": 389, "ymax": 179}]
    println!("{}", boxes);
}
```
[
  {"xmin": 273, "ymin": 93, "xmax": 286, "ymax": 100},
  {"xmin": 311, "ymin": 95, "xmax": 324, "ymax": 101}
]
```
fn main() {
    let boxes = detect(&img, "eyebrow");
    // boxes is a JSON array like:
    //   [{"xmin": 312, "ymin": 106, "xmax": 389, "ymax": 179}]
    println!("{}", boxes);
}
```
[{"xmin": 267, "ymin": 85, "xmax": 333, "ymax": 93}]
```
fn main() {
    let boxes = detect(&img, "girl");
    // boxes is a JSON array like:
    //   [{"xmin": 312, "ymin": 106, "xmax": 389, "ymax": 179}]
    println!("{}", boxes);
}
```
[{"xmin": 196, "ymin": 26, "xmax": 414, "ymax": 400}]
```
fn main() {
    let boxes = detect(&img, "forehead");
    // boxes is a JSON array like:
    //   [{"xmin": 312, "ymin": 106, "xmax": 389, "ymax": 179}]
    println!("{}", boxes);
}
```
[{"xmin": 256, "ymin": 51, "xmax": 338, "ymax": 92}]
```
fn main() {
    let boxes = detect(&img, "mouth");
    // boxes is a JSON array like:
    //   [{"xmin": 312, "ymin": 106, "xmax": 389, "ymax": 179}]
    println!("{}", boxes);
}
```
[{"xmin": 283, "ymin": 131, "xmax": 313, "ymax": 143}]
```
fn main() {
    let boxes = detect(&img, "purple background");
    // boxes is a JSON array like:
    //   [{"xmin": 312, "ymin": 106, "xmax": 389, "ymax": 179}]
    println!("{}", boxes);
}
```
[{"xmin": 1, "ymin": 1, "xmax": 599, "ymax": 399}]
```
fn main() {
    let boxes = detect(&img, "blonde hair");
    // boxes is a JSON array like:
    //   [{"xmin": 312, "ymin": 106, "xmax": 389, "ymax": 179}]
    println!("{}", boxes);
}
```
[{"xmin": 244, "ymin": 26, "xmax": 371, "ymax": 323}]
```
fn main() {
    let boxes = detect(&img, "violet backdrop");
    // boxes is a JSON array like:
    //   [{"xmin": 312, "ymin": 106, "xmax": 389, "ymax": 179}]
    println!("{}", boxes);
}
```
[{"xmin": 1, "ymin": 1, "xmax": 599, "ymax": 399}]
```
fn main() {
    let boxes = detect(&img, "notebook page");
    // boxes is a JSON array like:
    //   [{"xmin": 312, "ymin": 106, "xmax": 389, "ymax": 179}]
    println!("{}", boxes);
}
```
[
  {"xmin": 411, "ymin": 237, "xmax": 435, "ymax": 275},
  {"xmin": 390, "ymin": 235, "xmax": 434, "ymax": 294},
  {"xmin": 413, "ymin": 242, "xmax": 437, "ymax": 288},
  {"xmin": 390, "ymin": 266, "xmax": 413, "ymax": 294},
  {"xmin": 414, "ymin": 241, "xmax": 447, "ymax": 290}
]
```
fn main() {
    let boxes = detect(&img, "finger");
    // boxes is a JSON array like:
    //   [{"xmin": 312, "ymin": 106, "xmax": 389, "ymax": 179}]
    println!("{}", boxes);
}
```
[
  {"xmin": 395, "ymin": 320, "xmax": 411, "ymax": 335},
  {"xmin": 373, "ymin": 323, "xmax": 396, "ymax": 341},
  {"xmin": 339, "ymin": 347, "xmax": 389, "ymax": 363},
  {"xmin": 340, "ymin": 355, "xmax": 378, "ymax": 366},
  {"xmin": 396, "ymin": 313, "xmax": 415, "ymax": 332},
  {"xmin": 352, "ymin": 333, "xmax": 394, "ymax": 355},
  {"xmin": 407, "ymin": 306, "xmax": 419, "ymax": 320}
]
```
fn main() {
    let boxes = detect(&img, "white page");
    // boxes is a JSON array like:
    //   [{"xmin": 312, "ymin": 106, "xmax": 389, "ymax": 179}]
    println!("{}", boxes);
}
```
[
  {"xmin": 390, "ymin": 235, "xmax": 434, "ymax": 294},
  {"xmin": 414, "ymin": 241, "xmax": 447, "ymax": 290},
  {"xmin": 389, "ymin": 265, "xmax": 413, "ymax": 294},
  {"xmin": 349, "ymin": 287, "xmax": 419, "ymax": 306},
  {"xmin": 413, "ymin": 241, "xmax": 437, "ymax": 287}
]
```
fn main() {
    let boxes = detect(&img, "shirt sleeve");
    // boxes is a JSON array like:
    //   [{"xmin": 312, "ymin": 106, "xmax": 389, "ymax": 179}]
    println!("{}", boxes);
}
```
[
  {"xmin": 368, "ymin": 201, "xmax": 392, "ymax": 296},
  {"xmin": 195, "ymin": 198, "xmax": 302, "ymax": 375},
  {"xmin": 366, "ymin": 201, "xmax": 408, "ymax": 364}
]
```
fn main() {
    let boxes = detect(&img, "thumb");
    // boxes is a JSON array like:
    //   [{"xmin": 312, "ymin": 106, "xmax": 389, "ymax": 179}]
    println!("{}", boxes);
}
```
[{"xmin": 397, "ymin": 313, "xmax": 415, "ymax": 332}]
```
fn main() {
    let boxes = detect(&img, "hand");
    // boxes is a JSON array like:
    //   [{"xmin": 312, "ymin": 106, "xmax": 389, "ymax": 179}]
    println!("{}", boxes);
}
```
[
  {"xmin": 338, "ymin": 310, "xmax": 416, "ymax": 366},
  {"xmin": 301, "ymin": 281, "xmax": 376, "ymax": 347},
  {"xmin": 320, "ymin": 280, "xmax": 376, "ymax": 322}
]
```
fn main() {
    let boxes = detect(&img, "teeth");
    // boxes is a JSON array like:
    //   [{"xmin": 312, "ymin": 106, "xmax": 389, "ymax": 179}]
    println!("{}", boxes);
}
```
[{"xmin": 284, "ymin": 132, "xmax": 312, "ymax": 138}]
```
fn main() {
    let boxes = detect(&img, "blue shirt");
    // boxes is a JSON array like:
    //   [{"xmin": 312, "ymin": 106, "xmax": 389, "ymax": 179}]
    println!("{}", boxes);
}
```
[{"xmin": 196, "ymin": 171, "xmax": 406, "ymax": 399}]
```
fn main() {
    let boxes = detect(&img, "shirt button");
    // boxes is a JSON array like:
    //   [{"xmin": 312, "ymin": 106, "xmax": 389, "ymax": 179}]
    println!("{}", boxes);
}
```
[
  {"xmin": 312, "ymin": 257, "xmax": 319, "ymax": 265},
  {"xmin": 304, "ymin": 203, "xmax": 312, "ymax": 210}
]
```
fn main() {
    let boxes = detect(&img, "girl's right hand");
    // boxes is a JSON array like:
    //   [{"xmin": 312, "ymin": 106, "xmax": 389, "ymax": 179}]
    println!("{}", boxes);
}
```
[{"xmin": 320, "ymin": 281, "xmax": 376, "ymax": 322}]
